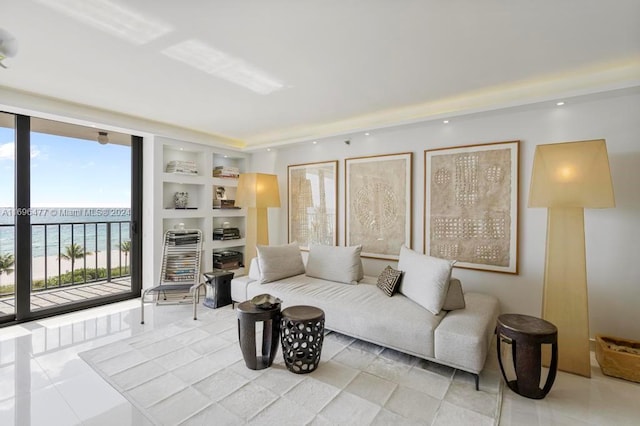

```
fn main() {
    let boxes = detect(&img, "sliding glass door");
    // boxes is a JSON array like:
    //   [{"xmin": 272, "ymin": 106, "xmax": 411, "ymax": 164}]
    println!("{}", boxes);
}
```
[
  {"xmin": 0, "ymin": 112, "xmax": 16, "ymax": 322},
  {"xmin": 0, "ymin": 113, "xmax": 142, "ymax": 325}
]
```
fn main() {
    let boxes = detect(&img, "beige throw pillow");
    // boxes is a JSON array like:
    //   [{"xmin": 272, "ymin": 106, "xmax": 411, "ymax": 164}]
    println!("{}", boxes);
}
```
[
  {"xmin": 306, "ymin": 244, "xmax": 364, "ymax": 284},
  {"xmin": 256, "ymin": 242, "xmax": 305, "ymax": 283},
  {"xmin": 397, "ymin": 245, "xmax": 455, "ymax": 315},
  {"xmin": 442, "ymin": 278, "xmax": 466, "ymax": 310}
]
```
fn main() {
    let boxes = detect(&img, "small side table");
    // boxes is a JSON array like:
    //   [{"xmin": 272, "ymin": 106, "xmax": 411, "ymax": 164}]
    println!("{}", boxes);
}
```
[
  {"xmin": 203, "ymin": 271, "xmax": 234, "ymax": 309},
  {"xmin": 236, "ymin": 301, "xmax": 281, "ymax": 370},
  {"xmin": 496, "ymin": 313, "xmax": 558, "ymax": 399},
  {"xmin": 281, "ymin": 305, "xmax": 325, "ymax": 374}
]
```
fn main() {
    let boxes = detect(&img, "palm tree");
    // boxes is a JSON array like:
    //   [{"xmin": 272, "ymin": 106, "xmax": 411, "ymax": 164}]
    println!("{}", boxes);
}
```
[
  {"xmin": 0, "ymin": 253, "xmax": 14, "ymax": 276},
  {"xmin": 119, "ymin": 240, "xmax": 131, "ymax": 274},
  {"xmin": 59, "ymin": 243, "xmax": 92, "ymax": 272}
]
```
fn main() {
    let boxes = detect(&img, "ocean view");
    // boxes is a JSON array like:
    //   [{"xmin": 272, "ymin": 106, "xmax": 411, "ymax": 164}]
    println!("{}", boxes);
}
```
[{"xmin": 0, "ymin": 207, "xmax": 131, "ymax": 257}]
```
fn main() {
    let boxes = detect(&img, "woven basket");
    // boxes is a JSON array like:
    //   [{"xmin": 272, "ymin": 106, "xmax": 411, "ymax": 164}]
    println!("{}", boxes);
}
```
[{"xmin": 595, "ymin": 335, "xmax": 640, "ymax": 383}]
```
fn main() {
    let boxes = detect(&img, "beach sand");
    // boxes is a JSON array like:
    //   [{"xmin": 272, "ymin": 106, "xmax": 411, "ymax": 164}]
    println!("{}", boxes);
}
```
[{"xmin": 0, "ymin": 250, "xmax": 128, "ymax": 285}]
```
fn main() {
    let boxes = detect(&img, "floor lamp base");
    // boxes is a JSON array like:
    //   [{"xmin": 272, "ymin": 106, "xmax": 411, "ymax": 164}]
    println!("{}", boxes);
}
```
[{"xmin": 543, "ymin": 207, "xmax": 591, "ymax": 378}]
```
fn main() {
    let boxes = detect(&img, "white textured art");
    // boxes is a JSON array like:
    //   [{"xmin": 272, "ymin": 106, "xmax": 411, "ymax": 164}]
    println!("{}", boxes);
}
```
[
  {"xmin": 425, "ymin": 142, "xmax": 519, "ymax": 273},
  {"xmin": 346, "ymin": 154, "xmax": 412, "ymax": 260}
]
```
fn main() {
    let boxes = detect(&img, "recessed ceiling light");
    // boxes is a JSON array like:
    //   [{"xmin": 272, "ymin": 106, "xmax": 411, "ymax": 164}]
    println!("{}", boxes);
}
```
[
  {"xmin": 162, "ymin": 39, "xmax": 285, "ymax": 95},
  {"xmin": 179, "ymin": 148, "xmax": 183, "ymax": 151},
  {"xmin": 364, "ymin": 132, "xmax": 370, "ymax": 136},
  {"xmin": 312, "ymin": 141, "xmax": 317, "ymax": 145},
  {"xmin": 267, "ymin": 148, "xmax": 271, "ymax": 152},
  {"xmin": 36, "ymin": 0, "xmax": 172, "ymax": 45},
  {"xmin": 223, "ymin": 155, "xmax": 228, "ymax": 158},
  {"xmin": 443, "ymin": 120, "xmax": 449, "ymax": 124},
  {"xmin": 556, "ymin": 101, "xmax": 565, "ymax": 106}
]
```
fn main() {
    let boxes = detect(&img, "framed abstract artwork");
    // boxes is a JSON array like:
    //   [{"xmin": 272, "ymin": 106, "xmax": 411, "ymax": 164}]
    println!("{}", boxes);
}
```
[
  {"xmin": 424, "ymin": 141, "xmax": 519, "ymax": 273},
  {"xmin": 345, "ymin": 152, "xmax": 412, "ymax": 260},
  {"xmin": 288, "ymin": 161, "xmax": 338, "ymax": 250}
]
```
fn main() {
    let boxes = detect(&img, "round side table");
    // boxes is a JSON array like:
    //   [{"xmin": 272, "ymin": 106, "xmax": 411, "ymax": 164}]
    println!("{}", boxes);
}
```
[
  {"xmin": 280, "ymin": 305, "xmax": 325, "ymax": 373},
  {"xmin": 236, "ymin": 300, "xmax": 281, "ymax": 370},
  {"xmin": 496, "ymin": 313, "xmax": 558, "ymax": 399}
]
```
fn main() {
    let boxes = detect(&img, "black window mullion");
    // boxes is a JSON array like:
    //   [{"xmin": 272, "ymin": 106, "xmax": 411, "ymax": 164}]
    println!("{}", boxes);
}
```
[{"xmin": 14, "ymin": 114, "xmax": 31, "ymax": 321}]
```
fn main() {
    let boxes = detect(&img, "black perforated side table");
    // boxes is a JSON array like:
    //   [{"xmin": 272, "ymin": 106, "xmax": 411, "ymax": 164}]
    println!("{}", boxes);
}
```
[
  {"xmin": 236, "ymin": 301, "xmax": 281, "ymax": 370},
  {"xmin": 496, "ymin": 313, "xmax": 558, "ymax": 399},
  {"xmin": 281, "ymin": 305, "xmax": 325, "ymax": 374}
]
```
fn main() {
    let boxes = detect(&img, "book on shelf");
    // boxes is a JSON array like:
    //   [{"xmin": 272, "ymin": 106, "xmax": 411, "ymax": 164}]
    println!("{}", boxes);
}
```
[
  {"xmin": 166, "ymin": 160, "xmax": 198, "ymax": 174},
  {"xmin": 213, "ymin": 166, "xmax": 240, "ymax": 178}
]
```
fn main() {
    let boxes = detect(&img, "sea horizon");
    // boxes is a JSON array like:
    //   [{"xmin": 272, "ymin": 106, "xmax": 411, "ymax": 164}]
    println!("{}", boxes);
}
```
[{"xmin": 0, "ymin": 206, "xmax": 131, "ymax": 258}]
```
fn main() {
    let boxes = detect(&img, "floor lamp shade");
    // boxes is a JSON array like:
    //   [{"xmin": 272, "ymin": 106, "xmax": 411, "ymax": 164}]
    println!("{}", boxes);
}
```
[
  {"xmin": 528, "ymin": 139, "xmax": 614, "ymax": 378},
  {"xmin": 235, "ymin": 173, "xmax": 281, "ymax": 262},
  {"xmin": 529, "ymin": 140, "xmax": 615, "ymax": 208}
]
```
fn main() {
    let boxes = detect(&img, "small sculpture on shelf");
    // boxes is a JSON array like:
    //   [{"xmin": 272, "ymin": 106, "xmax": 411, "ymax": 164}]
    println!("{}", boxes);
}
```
[{"xmin": 174, "ymin": 191, "xmax": 189, "ymax": 209}]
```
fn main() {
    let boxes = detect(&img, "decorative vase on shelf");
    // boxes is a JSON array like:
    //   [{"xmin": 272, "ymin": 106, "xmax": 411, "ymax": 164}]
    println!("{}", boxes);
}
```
[{"xmin": 174, "ymin": 192, "xmax": 189, "ymax": 208}]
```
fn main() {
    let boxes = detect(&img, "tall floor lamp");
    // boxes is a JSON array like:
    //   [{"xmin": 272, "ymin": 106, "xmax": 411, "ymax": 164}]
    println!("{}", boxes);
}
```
[
  {"xmin": 235, "ymin": 173, "xmax": 281, "ymax": 263},
  {"xmin": 528, "ymin": 139, "xmax": 615, "ymax": 377}
]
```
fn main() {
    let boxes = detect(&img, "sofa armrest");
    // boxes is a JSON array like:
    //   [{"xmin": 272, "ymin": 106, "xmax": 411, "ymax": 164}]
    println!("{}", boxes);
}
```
[
  {"xmin": 231, "ymin": 275, "xmax": 255, "ymax": 303},
  {"xmin": 434, "ymin": 292, "xmax": 500, "ymax": 373}
]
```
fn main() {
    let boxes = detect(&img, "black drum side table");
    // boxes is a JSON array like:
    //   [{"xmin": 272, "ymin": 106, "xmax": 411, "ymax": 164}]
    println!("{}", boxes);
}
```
[
  {"xmin": 236, "ymin": 301, "xmax": 281, "ymax": 370},
  {"xmin": 280, "ymin": 305, "xmax": 325, "ymax": 374},
  {"xmin": 496, "ymin": 313, "xmax": 558, "ymax": 399}
]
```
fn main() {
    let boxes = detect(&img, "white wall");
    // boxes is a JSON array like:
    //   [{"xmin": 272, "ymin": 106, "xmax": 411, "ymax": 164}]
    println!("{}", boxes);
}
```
[{"xmin": 253, "ymin": 89, "xmax": 640, "ymax": 340}]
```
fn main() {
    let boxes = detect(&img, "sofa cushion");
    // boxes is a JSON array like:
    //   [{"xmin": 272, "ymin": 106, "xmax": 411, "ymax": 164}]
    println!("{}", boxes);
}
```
[
  {"xmin": 376, "ymin": 265, "xmax": 403, "ymax": 297},
  {"xmin": 397, "ymin": 245, "xmax": 454, "ymax": 315},
  {"xmin": 256, "ymin": 242, "xmax": 305, "ymax": 283},
  {"xmin": 442, "ymin": 278, "xmax": 465, "ymax": 311},
  {"xmin": 305, "ymin": 244, "xmax": 364, "ymax": 284}
]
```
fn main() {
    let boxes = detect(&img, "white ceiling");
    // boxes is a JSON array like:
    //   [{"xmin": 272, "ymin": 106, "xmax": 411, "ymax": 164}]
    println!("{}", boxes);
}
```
[{"xmin": 1, "ymin": 0, "xmax": 639, "ymax": 150}]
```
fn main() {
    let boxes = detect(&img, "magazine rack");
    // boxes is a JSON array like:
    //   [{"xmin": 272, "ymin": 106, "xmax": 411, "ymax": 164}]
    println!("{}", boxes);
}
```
[{"xmin": 141, "ymin": 229, "xmax": 204, "ymax": 324}]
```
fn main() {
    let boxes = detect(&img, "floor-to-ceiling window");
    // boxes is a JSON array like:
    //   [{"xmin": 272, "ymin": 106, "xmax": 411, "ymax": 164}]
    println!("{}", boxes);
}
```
[
  {"xmin": 0, "ymin": 113, "xmax": 142, "ymax": 325},
  {"xmin": 0, "ymin": 112, "xmax": 16, "ymax": 322}
]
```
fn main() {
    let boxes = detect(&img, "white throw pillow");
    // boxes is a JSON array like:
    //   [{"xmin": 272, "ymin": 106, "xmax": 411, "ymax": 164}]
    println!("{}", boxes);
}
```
[
  {"xmin": 305, "ymin": 244, "xmax": 364, "ymax": 284},
  {"xmin": 397, "ymin": 245, "xmax": 455, "ymax": 315},
  {"xmin": 257, "ymin": 242, "xmax": 305, "ymax": 283},
  {"xmin": 248, "ymin": 257, "xmax": 261, "ymax": 281}
]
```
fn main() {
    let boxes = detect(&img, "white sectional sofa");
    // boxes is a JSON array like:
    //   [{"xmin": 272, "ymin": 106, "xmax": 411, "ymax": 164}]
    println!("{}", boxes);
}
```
[{"xmin": 231, "ymin": 243, "xmax": 500, "ymax": 389}]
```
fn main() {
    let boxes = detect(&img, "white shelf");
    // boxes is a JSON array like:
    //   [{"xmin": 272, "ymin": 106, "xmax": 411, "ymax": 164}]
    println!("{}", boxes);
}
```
[
  {"xmin": 212, "ymin": 238, "xmax": 246, "ymax": 249},
  {"xmin": 212, "ymin": 177, "xmax": 239, "ymax": 187},
  {"xmin": 163, "ymin": 172, "xmax": 207, "ymax": 185},
  {"xmin": 162, "ymin": 208, "xmax": 206, "ymax": 218},
  {"xmin": 156, "ymin": 143, "xmax": 248, "ymax": 276},
  {"xmin": 212, "ymin": 208, "xmax": 245, "ymax": 217}
]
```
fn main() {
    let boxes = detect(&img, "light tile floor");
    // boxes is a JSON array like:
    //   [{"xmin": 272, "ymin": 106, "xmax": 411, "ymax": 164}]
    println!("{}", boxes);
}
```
[{"xmin": 0, "ymin": 299, "xmax": 638, "ymax": 425}]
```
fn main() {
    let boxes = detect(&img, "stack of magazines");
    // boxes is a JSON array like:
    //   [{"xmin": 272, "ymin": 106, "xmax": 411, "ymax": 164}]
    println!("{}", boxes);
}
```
[
  {"xmin": 213, "ymin": 166, "xmax": 240, "ymax": 178},
  {"xmin": 166, "ymin": 231, "xmax": 200, "ymax": 246},
  {"xmin": 163, "ymin": 231, "xmax": 200, "ymax": 282},
  {"xmin": 166, "ymin": 160, "xmax": 198, "ymax": 174},
  {"xmin": 164, "ymin": 254, "xmax": 197, "ymax": 282}
]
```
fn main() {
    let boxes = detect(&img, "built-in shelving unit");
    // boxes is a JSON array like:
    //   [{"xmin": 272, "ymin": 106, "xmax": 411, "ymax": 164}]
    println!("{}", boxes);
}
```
[{"xmin": 153, "ymin": 139, "xmax": 248, "ymax": 278}]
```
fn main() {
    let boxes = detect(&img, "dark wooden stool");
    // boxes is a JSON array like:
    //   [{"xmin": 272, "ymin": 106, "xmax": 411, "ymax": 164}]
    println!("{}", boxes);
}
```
[
  {"xmin": 281, "ymin": 305, "xmax": 325, "ymax": 373},
  {"xmin": 236, "ymin": 301, "xmax": 281, "ymax": 370},
  {"xmin": 496, "ymin": 313, "xmax": 558, "ymax": 399}
]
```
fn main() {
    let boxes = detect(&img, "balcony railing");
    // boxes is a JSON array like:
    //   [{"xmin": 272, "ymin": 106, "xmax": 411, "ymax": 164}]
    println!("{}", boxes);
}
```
[{"xmin": 0, "ymin": 221, "xmax": 131, "ymax": 296}]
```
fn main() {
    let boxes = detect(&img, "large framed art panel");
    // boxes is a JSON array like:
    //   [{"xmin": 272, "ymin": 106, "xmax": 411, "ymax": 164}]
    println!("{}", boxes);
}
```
[
  {"xmin": 288, "ymin": 161, "xmax": 338, "ymax": 250},
  {"xmin": 345, "ymin": 152, "xmax": 412, "ymax": 260},
  {"xmin": 424, "ymin": 141, "xmax": 519, "ymax": 273}
]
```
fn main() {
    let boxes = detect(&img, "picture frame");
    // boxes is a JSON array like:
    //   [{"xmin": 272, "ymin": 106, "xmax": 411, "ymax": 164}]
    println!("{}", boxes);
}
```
[
  {"xmin": 288, "ymin": 161, "xmax": 338, "ymax": 250},
  {"xmin": 345, "ymin": 152, "xmax": 412, "ymax": 260},
  {"xmin": 424, "ymin": 141, "xmax": 519, "ymax": 274}
]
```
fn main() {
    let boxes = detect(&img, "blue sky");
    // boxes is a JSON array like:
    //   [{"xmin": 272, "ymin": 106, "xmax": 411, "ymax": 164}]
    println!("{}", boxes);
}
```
[{"xmin": 0, "ymin": 126, "xmax": 131, "ymax": 207}]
